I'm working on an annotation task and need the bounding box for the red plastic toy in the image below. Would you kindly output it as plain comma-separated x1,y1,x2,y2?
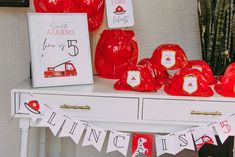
185,60,216,85
215,69,235,97
150,44,188,70
138,58,169,84
34,0,64,12
95,29,138,79
114,65,161,92
34,0,105,32
217,62,235,83
164,68,214,97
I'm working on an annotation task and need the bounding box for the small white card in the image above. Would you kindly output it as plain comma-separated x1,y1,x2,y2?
28,13,93,87
106,0,134,28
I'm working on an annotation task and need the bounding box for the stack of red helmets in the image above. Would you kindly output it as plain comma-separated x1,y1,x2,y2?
138,58,169,85
113,43,216,96
215,62,235,97
95,29,138,79
33,0,105,32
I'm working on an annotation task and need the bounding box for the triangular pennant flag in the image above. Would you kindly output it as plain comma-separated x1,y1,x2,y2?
39,108,66,136
82,124,107,152
132,133,153,157
155,134,176,156
107,130,130,156
191,125,217,150
213,117,235,144
229,115,235,136
174,129,195,152
167,134,178,155
59,118,86,144
20,93,46,123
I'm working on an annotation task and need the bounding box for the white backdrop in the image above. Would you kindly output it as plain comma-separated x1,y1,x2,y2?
0,0,201,157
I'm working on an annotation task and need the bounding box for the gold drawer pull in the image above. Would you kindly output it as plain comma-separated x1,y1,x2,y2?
60,105,91,110
191,111,222,116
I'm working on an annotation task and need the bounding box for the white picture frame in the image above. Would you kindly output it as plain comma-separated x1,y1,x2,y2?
28,13,93,87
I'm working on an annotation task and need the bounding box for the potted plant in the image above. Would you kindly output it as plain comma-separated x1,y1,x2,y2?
198,0,234,75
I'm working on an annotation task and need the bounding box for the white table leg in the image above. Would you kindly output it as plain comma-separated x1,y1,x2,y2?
75,145,80,157
19,119,30,157
39,128,47,157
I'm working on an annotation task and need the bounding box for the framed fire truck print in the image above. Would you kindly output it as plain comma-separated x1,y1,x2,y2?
28,13,93,87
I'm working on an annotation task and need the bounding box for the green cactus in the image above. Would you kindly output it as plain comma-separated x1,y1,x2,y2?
198,0,235,75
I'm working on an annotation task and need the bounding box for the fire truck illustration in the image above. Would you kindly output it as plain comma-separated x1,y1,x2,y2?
44,61,77,78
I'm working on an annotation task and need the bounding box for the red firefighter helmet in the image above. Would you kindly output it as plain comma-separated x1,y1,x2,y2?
164,68,214,97
114,65,162,92
63,0,105,32
138,58,170,84
150,44,189,70
95,29,138,79
185,60,216,85
215,67,235,97
34,0,64,12
24,100,41,114
34,0,105,32
218,62,235,83
224,62,235,76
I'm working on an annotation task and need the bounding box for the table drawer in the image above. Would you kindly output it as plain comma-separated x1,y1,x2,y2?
18,93,139,121
143,98,235,122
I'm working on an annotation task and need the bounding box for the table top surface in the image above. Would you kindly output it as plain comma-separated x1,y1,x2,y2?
12,76,235,102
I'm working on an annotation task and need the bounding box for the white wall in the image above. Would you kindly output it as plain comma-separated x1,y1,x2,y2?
0,0,201,157
0,3,39,157
133,0,201,60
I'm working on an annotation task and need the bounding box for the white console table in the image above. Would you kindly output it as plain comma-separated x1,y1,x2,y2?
11,77,235,157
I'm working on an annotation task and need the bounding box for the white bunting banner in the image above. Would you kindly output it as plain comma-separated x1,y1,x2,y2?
213,117,235,144
20,93,46,123
167,134,178,155
155,134,176,156
39,109,66,136
59,118,86,144
230,115,235,136
191,125,217,150
107,130,130,156
82,124,107,152
21,94,235,156
174,129,195,152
